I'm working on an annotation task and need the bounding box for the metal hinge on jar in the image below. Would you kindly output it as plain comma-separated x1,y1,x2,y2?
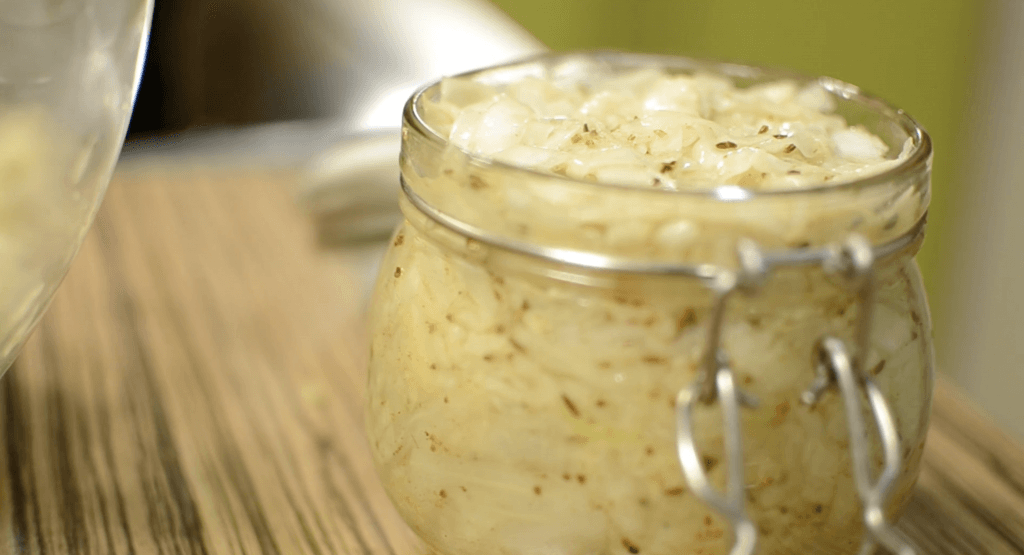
674,235,917,555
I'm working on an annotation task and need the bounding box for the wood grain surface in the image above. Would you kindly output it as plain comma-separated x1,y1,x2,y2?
0,160,1020,554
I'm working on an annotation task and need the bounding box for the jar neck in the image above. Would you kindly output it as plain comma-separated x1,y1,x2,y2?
403,175,925,286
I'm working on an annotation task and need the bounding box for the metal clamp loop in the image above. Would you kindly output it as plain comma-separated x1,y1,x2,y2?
804,338,915,555
676,359,758,555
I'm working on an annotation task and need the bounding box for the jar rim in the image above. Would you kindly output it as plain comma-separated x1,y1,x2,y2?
403,50,932,200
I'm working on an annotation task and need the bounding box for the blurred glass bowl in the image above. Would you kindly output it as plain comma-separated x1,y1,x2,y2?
0,0,153,374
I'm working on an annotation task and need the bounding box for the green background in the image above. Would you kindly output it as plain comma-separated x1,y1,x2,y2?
488,0,985,325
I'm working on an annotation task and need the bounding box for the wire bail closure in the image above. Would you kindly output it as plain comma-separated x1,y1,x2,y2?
803,236,916,555
676,235,916,555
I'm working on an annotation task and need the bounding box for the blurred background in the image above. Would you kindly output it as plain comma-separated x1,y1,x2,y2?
123,0,1023,437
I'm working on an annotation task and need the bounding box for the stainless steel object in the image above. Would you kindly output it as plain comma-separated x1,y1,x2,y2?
301,0,545,244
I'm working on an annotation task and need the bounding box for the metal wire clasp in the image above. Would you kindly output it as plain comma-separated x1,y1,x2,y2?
803,236,916,555
675,234,920,555
675,242,763,555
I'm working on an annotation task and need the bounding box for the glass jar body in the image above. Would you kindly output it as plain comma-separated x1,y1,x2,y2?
368,51,935,555
367,210,933,555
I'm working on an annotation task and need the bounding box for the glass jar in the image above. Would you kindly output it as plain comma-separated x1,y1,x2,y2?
367,52,932,555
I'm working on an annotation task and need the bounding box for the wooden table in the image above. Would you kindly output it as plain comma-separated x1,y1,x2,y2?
0,157,1021,554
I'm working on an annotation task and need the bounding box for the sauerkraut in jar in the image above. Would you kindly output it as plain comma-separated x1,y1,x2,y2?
367,52,932,555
